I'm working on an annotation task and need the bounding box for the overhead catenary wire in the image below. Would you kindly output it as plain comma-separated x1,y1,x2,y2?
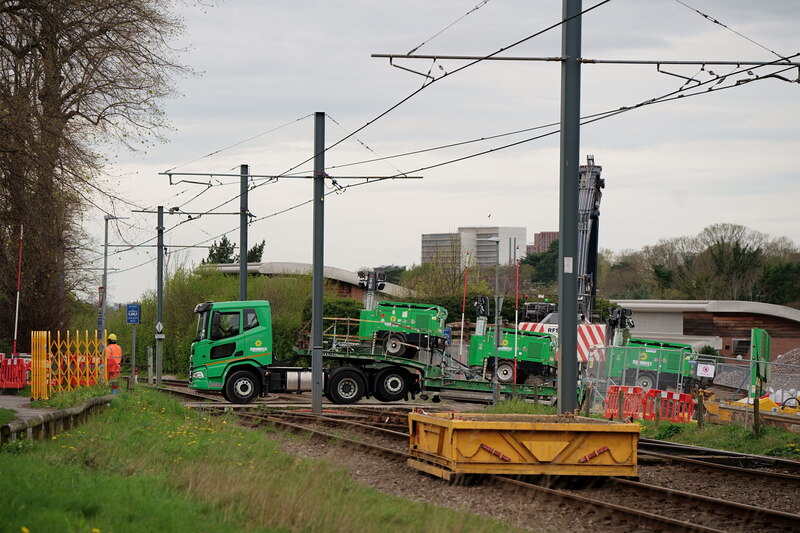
406,0,492,55
103,52,799,274
673,0,791,62
138,0,613,236
100,1,800,277
161,113,314,174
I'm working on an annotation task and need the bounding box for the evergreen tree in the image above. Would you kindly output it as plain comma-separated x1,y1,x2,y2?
203,236,236,264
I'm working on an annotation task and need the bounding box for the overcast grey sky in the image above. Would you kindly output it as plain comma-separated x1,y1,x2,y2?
93,0,800,304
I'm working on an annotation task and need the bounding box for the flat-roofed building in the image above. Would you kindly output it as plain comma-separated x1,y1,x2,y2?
421,227,526,268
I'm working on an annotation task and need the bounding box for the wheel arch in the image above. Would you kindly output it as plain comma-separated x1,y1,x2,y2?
224,362,266,390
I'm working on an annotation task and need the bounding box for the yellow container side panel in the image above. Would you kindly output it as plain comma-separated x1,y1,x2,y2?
409,412,639,478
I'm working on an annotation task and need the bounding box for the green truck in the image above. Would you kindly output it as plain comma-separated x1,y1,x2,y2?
189,300,556,404
357,301,448,357
605,337,716,392
467,328,557,384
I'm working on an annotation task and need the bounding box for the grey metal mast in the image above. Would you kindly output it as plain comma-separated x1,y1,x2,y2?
239,164,249,301
558,0,581,414
311,112,325,413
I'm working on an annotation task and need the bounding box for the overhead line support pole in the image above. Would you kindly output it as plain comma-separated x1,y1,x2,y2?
558,0,581,414
312,112,325,414
240,164,249,301
156,206,164,387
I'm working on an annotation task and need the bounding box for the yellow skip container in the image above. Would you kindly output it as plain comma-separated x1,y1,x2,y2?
408,412,639,480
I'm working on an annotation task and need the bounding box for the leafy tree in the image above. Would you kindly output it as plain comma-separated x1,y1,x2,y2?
758,261,800,307
244,239,266,262
376,265,406,285
521,239,559,284
698,223,766,300
202,236,236,264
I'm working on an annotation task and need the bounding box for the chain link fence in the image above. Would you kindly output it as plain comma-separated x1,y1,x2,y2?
582,346,800,415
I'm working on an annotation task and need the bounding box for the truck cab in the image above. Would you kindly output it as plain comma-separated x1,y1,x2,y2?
189,301,274,402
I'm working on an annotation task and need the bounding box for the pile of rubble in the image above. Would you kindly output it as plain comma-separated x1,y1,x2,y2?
774,347,800,372
713,365,748,389
769,348,800,401
711,348,800,403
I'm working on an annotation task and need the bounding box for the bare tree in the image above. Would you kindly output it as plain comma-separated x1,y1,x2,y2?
0,0,195,349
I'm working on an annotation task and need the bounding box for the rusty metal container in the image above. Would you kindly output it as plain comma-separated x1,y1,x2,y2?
408,412,639,480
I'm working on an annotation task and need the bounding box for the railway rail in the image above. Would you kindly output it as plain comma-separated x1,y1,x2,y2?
233,409,800,533
146,384,800,531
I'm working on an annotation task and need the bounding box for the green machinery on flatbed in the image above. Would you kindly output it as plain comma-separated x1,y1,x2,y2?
467,327,557,385
605,337,716,392
357,301,448,358
189,300,556,404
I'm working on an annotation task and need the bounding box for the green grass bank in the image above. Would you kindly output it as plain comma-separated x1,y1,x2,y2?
1,388,521,533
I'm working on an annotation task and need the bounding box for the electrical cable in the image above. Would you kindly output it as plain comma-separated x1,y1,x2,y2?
674,0,791,62
107,53,798,274
162,113,314,174
143,0,612,232
266,0,613,181
407,0,493,55
326,114,408,178
103,5,800,277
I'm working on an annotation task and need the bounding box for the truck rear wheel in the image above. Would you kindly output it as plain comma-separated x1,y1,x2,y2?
384,334,407,357
328,369,365,404
225,370,261,404
374,368,409,402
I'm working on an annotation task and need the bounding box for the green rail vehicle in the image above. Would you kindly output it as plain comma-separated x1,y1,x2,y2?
605,337,716,392
467,327,557,384
357,301,448,357
189,300,555,405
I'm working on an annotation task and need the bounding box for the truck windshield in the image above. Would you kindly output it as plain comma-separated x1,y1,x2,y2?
194,311,209,342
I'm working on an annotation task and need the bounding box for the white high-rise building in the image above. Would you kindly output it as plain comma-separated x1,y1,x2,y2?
420,226,526,268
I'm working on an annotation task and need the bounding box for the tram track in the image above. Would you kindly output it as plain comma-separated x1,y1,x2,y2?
152,384,800,530
247,409,800,532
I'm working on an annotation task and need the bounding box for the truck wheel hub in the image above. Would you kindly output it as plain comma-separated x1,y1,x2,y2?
384,376,403,393
235,380,253,396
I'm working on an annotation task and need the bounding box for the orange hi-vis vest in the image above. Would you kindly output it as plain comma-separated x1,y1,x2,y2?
105,343,122,377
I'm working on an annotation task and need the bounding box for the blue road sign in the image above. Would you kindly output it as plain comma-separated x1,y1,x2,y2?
127,303,141,325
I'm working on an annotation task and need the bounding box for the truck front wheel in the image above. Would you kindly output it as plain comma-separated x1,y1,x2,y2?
225,370,261,404
328,369,365,404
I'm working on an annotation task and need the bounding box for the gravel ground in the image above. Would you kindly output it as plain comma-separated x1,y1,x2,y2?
638,461,800,514
273,431,621,533
257,408,800,533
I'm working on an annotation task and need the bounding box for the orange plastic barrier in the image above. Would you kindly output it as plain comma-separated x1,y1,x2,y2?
603,386,645,419
642,389,695,423
0,355,28,389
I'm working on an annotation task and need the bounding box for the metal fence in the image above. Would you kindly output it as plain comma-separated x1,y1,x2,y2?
582,347,800,415
31,330,110,401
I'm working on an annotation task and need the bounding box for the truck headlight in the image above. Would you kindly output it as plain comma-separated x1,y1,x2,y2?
192,370,205,379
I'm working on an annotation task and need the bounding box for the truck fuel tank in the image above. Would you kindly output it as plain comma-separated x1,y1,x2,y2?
282,370,314,392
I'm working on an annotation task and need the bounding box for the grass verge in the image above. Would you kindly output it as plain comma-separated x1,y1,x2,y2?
480,400,800,459
1,388,522,533
482,398,557,415
638,420,800,459
29,385,112,409
0,407,15,425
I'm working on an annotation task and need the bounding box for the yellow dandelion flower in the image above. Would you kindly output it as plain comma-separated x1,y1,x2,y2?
92,528,101,533
21,527,30,533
